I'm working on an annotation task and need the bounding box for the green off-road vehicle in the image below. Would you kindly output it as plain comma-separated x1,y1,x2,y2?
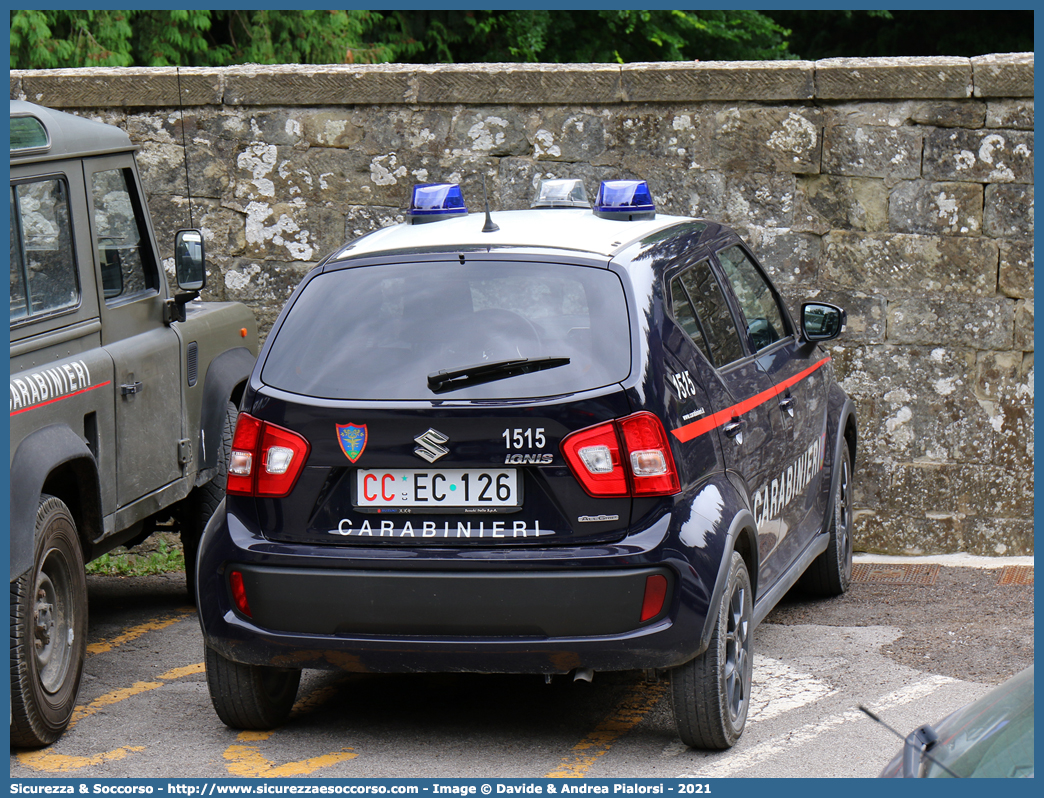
9,100,258,746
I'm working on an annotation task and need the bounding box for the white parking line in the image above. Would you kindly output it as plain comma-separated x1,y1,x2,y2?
676,673,955,778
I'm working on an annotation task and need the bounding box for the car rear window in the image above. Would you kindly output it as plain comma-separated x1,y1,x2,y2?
261,259,632,400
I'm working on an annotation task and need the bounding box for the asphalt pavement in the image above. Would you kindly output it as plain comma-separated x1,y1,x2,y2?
8,555,1034,779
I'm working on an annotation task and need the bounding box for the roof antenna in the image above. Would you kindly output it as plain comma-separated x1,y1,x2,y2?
176,66,194,228
481,174,499,233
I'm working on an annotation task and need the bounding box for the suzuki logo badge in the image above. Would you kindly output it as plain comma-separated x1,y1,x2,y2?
414,428,449,463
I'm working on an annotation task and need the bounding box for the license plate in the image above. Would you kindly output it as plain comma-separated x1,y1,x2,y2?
355,469,520,510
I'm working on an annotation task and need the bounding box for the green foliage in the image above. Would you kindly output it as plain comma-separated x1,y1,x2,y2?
86,539,185,577
362,10,793,64
9,9,376,69
10,9,1032,70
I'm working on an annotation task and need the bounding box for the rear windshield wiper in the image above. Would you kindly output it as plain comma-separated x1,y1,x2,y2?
427,356,570,394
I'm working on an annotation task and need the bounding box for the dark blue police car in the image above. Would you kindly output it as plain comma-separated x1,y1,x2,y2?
197,179,857,749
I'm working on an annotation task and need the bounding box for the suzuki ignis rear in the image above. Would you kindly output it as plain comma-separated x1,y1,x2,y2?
197,179,857,748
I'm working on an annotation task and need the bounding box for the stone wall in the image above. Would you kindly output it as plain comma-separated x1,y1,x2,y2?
11,56,1034,556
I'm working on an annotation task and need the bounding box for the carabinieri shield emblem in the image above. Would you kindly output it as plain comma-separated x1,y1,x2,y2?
336,424,368,462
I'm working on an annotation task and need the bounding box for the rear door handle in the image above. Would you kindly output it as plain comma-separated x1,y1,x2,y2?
779,396,796,417
723,419,743,444
121,381,143,396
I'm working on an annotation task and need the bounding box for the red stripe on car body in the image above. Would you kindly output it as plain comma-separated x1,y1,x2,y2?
671,357,831,443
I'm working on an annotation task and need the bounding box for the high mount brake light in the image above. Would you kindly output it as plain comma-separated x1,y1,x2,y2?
594,180,656,220
561,411,680,498
227,412,310,498
407,182,468,224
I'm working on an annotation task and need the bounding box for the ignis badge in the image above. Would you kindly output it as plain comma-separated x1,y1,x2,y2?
336,424,368,462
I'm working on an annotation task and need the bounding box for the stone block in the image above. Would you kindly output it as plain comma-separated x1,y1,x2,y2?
887,296,1014,350
909,101,986,129
795,175,889,233
999,241,1033,299
850,458,890,510
823,232,999,295
984,184,1033,240
414,63,621,105
723,172,797,228
987,99,1034,130
10,73,21,100
445,109,531,158
971,52,1034,98
608,107,712,163
343,205,406,243
736,228,821,288
888,181,983,236
821,125,922,179
963,518,1034,556
923,128,1034,183
225,64,412,106
816,57,972,100
299,111,366,150
710,107,824,174
889,462,959,516
355,108,455,157
527,110,607,162
222,257,314,304
1014,301,1033,351
622,61,814,102
831,344,993,465
955,465,1034,518
854,512,966,556
973,350,1024,401
231,197,347,263
18,67,222,107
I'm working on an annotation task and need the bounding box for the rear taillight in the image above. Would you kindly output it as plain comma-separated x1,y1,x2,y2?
561,411,680,498
226,412,311,498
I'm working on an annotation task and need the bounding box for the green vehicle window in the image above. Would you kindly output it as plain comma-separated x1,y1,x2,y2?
91,168,159,301
10,178,79,321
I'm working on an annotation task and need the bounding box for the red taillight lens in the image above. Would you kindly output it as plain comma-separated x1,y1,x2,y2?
226,412,311,498
229,570,252,617
640,573,668,622
560,421,628,497
619,411,681,496
561,412,680,498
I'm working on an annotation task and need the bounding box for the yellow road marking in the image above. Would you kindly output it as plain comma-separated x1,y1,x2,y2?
160,662,206,680
220,676,363,776
68,681,164,730
87,608,195,655
224,736,358,777
16,746,144,773
545,681,668,778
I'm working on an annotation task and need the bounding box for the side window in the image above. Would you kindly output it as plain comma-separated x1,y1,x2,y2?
670,259,746,367
91,168,158,301
10,178,79,322
669,275,712,364
716,245,788,352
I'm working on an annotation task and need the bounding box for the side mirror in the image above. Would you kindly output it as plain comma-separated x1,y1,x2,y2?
174,229,206,292
801,302,846,342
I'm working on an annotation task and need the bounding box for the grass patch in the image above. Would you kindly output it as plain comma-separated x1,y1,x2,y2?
86,536,185,577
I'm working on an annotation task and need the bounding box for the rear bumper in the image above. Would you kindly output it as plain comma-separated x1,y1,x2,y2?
237,565,673,637
197,503,724,675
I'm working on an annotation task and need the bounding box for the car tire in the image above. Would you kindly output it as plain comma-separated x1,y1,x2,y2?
670,551,753,749
10,495,88,747
182,400,237,603
204,646,301,730
800,437,853,597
